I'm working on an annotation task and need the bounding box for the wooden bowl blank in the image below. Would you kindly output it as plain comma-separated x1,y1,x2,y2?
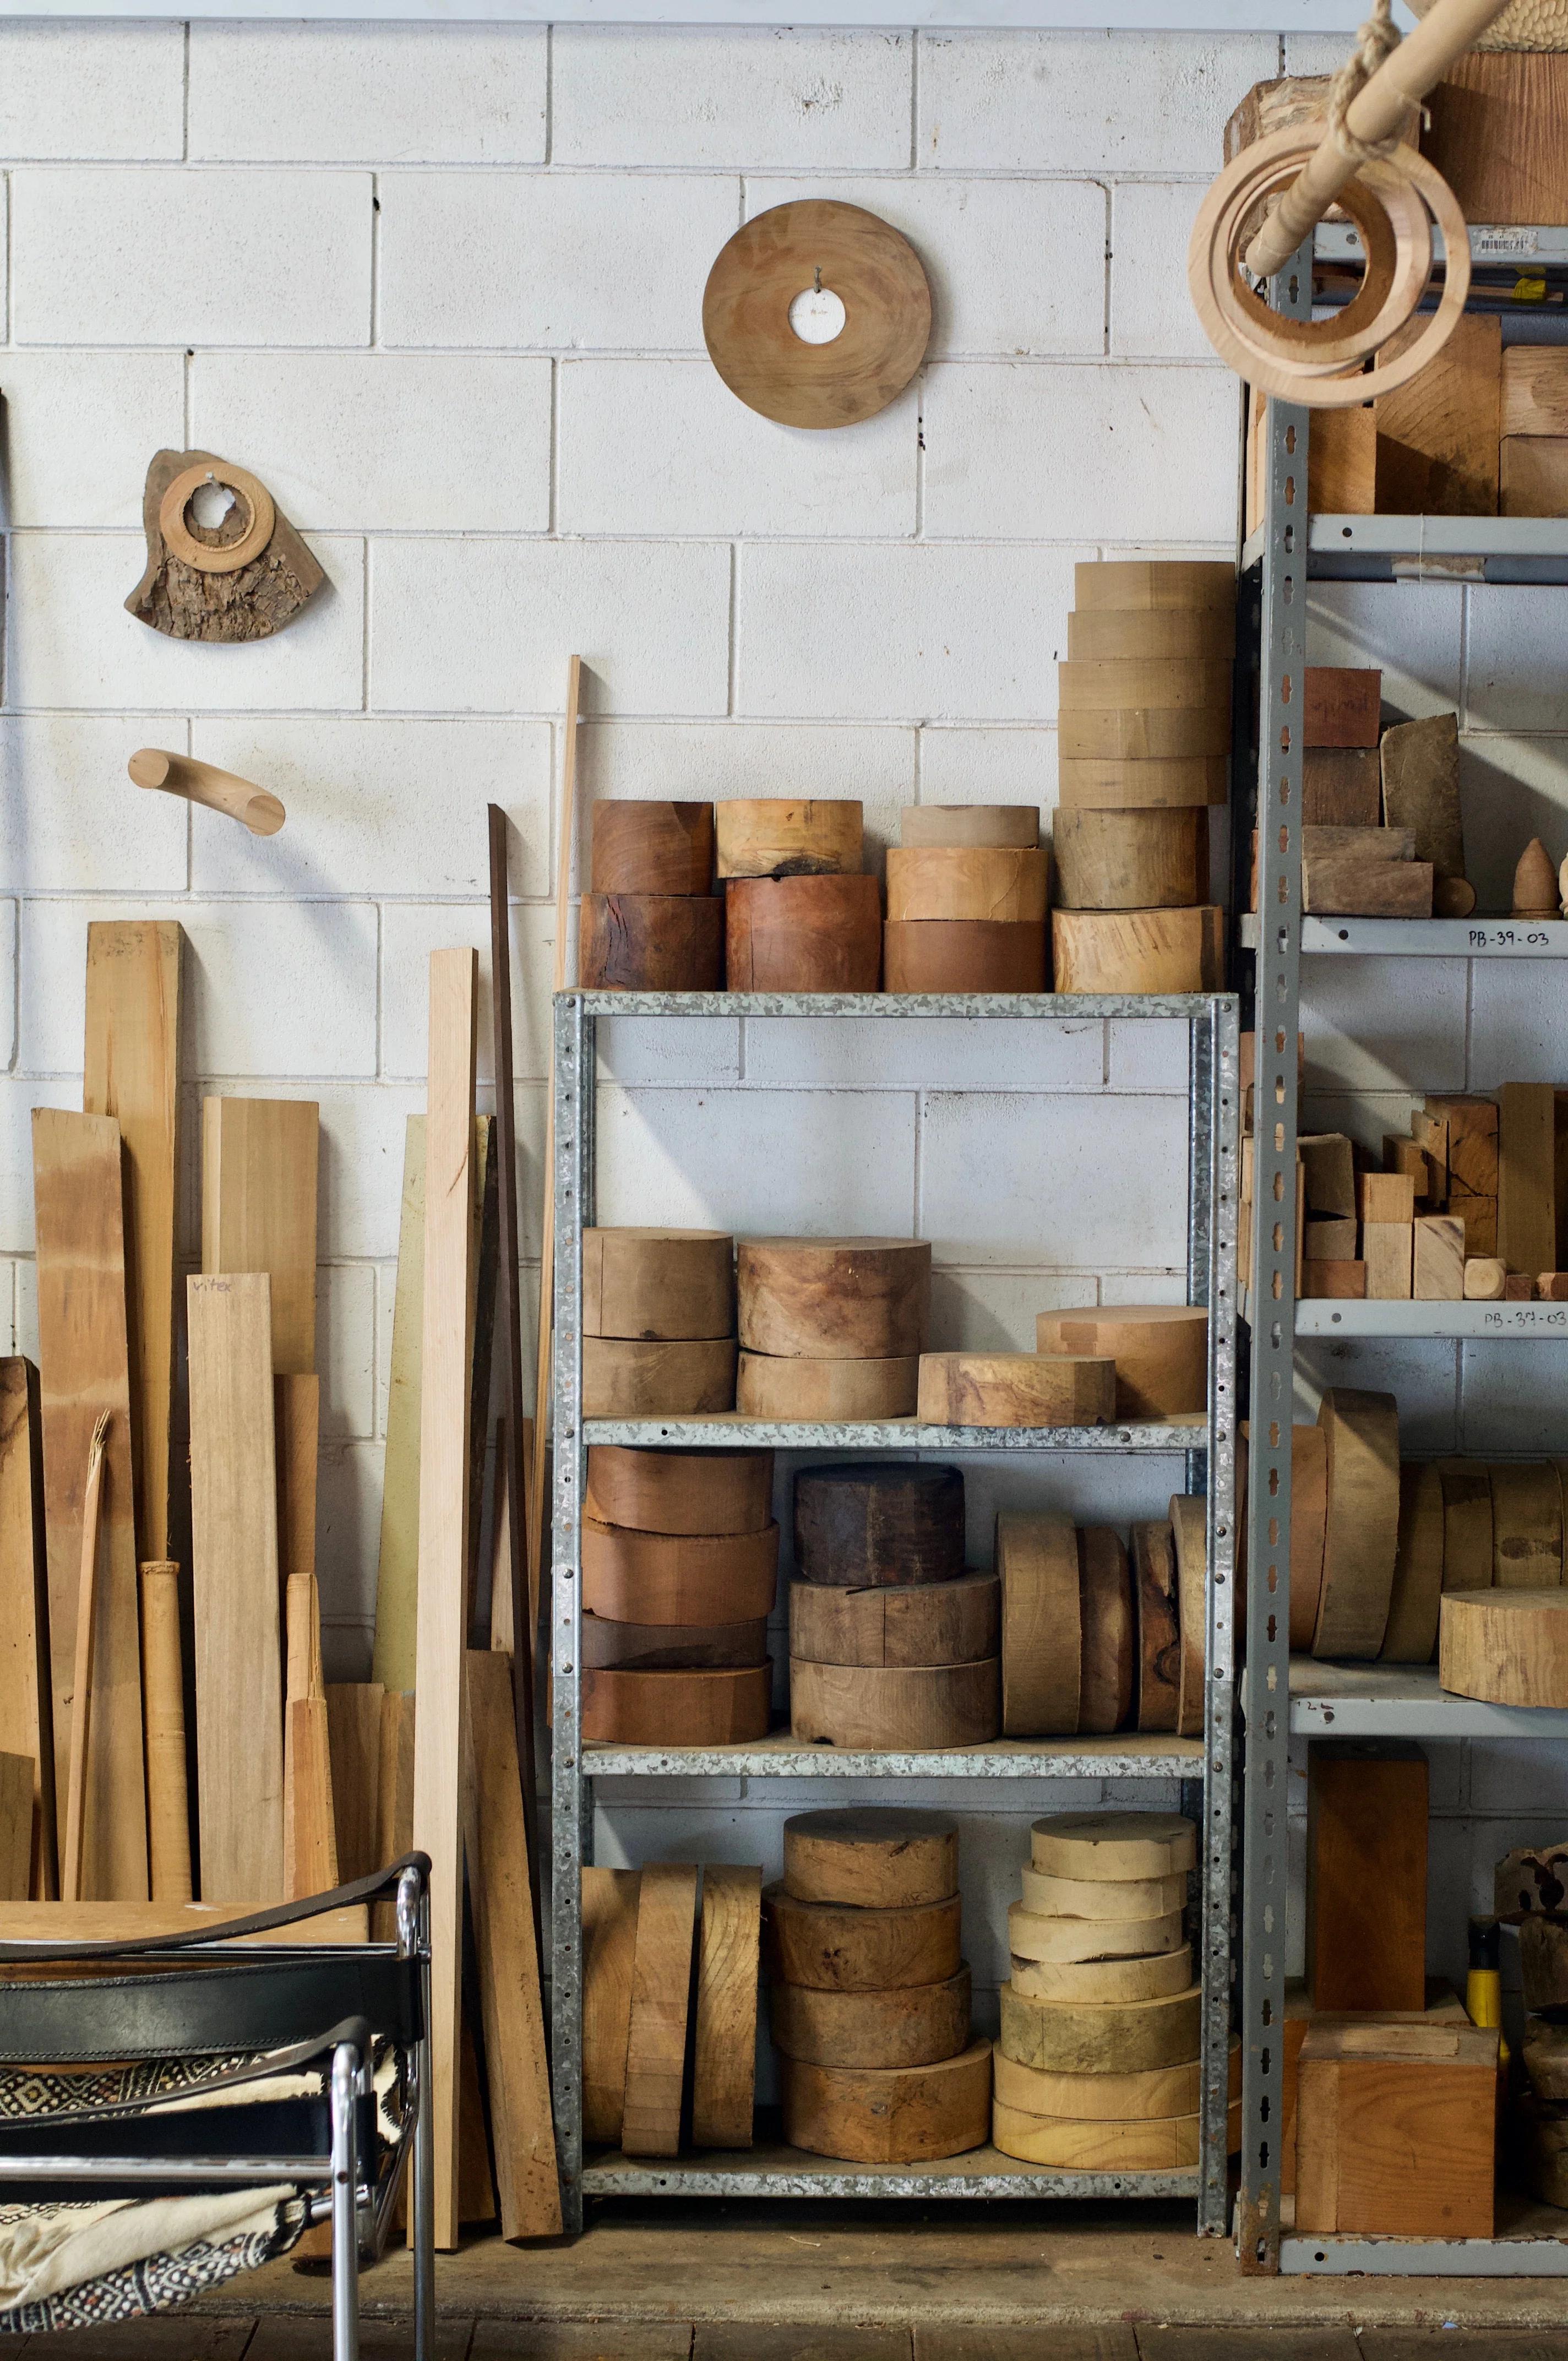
1006,1901,1184,1965
1381,1461,1445,1666
738,1237,930,1362
885,847,1048,925
1439,1589,1568,1707
581,1662,772,1745
581,1611,769,1671
788,1657,1000,1750
1057,754,1229,812
1029,1809,1196,1881
725,874,881,991
583,1227,733,1342
899,806,1039,849
793,1460,965,1588
990,2100,1221,2170
715,797,863,878
1035,1306,1208,1419
1010,1945,1194,2005
591,801,715,896
1067,607,1235,663
1132,1520,1180,1736
782,1807,960,1909
993,2036,1237,2123
770,1967,972,2070
883,920,1047,994
1074,559,1235,613
917,1352,1115,1429
1313,1386,1400,1660
998,1979,1201,2074
580,893,724,990
1078,1526,1135,1734
581,1336,736,1417
781,2039,992,2164
581,1517,779,1624
737,1351,917,1419
585,1443,774,1536
790,1573,999,1670
1050,907,1224,995
1020,1864,1186,1921
764,1882,963,1990
1052,809,1207,913
1058,658,1232,714
1058,707,1231,763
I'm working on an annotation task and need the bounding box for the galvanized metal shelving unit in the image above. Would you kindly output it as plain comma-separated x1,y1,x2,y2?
548,987,1240,2236
1235,228,1568,2278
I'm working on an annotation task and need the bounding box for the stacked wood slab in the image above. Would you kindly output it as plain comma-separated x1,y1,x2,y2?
998,1502,1207,1739
581,1226,738,1415
788,1464,1000,1747
581,802,723,989
582,1444,777,1743
1053,561,1231,995
884,806,1048,992
720,800,880,991
765,1808,990,2163
992,1811,1231,2167
737,1235,930,1418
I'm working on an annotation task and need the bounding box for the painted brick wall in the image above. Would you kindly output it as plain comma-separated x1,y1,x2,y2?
3,20,1566,2010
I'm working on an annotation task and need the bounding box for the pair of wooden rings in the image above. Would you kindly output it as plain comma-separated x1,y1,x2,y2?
1188,128,1472,407
159,461,275,573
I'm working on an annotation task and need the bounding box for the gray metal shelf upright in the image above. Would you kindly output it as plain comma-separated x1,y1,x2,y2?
1236,227,1568,2279
549,988,1239,2237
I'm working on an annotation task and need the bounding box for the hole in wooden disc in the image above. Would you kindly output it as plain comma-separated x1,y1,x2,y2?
191,480,237,531
788,285,846,345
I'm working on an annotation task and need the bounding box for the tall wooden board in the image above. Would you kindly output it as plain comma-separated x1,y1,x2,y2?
188,1272,284,1903
623,1860,699,2157
692,1863,763,2149
324,1683,384,1881
487,802,537,1792
461,1650,560,2237
32,1109,147,1901
411,949,478,2249
83,920,182,1563
202,1097,319,1377
466,1118,498,1638
0,1359,56,1896
1499,1082,1557,1280
373,1117,425,1691
1306,1739,1427,2013
275,1373,319,1576
374,1689,415,1942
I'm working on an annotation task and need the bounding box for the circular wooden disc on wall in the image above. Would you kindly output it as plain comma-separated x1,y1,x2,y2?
703,200,932,430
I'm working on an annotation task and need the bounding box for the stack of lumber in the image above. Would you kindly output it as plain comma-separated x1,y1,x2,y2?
1251,706,1471,920
788,1463,999,1748
998,1502,1206,1740
1382,1085,1568,1298
884,806,1048,992
993,1811,1231,2168
581,1226,738,1415
581,1444,777,1744
737,1236,930,1418
1053,560,1230,995
582,1858,764,2155
720,800,880,991
764,1808,990,2163
581,802,723,991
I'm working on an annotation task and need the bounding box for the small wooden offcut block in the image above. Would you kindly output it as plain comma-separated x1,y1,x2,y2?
1300,1134,1357,1217
1501,437,1568,519
1303,747,1382,828
1301,1260,1366,1300
1505,1273,1537,1301
1500,1081,1557,1280
1357,1172,1416,1226
1296,2017,1499,2238
1304,1216,1357,1262
1362,1223,1413,1301
1425,1095,1499,1197
1414,1215,1465,1302
1304,668,1381,749
1464,1256,1507,1301
1308,1740,1428,2014
1384,1137,1432,1202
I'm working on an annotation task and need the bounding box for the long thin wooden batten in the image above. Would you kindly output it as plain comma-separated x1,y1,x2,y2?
1244,0,1515,278
128,748,286,837
61,1413,111,1904
412,948,479,2251
0,1359,57,1898
140,1560,193,1902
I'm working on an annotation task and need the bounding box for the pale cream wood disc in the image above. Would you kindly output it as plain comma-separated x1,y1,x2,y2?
1007,1901,1184,1964
993,2032,1239,2121
1010,1945,1193,2005
1030,1810,1197,1881
899,806,1039,849
998,1979,1201,2074
992,2097,1240,2169
1020,1865,1188,1921
1440,1588,1568,1708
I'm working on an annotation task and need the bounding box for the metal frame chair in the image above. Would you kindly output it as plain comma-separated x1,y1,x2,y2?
0,1854,435,2361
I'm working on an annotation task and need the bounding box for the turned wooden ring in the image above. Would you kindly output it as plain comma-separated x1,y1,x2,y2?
158,462,276,575
1189,130,1471,408
1210,165,1429,372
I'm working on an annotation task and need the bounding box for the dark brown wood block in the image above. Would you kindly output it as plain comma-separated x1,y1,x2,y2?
725,874,881,992
591,801,715,896
1303,747,1381,828
580,893,724,990
1304,668,1381,749
1306,1739,1428,2014
581,1663,772,1745
883,919,1047,993
793,1461,965,1588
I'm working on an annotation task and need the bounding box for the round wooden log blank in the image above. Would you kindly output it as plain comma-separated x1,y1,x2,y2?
789,1657,1000,1751
990,2099,1233,2170
793,1462,964,1588
1067,607,1235,663
580,893,725,990
581,1517,779,1625
916,1353,1115,1430
763,1881,962,1991
884,847,1048,924
591,801,715,896
993,2035,1238,2123
582,1227,734,1342
1288,1424,1330,1651
1079,1527,1135,1735
581,1611,769,1671
770,1967,972,2070
738,1237,931,1362
1491,1461,1564,1590
1008,1902,1183,1965
737,1351,917,1421
1030,1811,1196,1883
1052,808,1207,913
883,920,1048,994
715,799,863,879
1058,658,1232,714
998,1511,1080,1737
1381,1460,1446,1665
1020,1865,1186,1921
1035,1306,1208,1421
781,2039,992,2164
1440,1590,1568,1708
899,806,1039,850
1010,1945,1193,2005
585,1444,774,1537
581,1662,772,1745
998,1981,1201,2075
1313,1386,1401,1660
1439,1460,1494,1592
1057,754,1229,812
782,1807,959,1909
1051,907,1223,995
1058,707,1231,763
790,1574,999,1669
1074,560,1235,614
581,1336,736,1417
1132,1520,1180,1736
1169,1496,1207,1739
725,874,881,992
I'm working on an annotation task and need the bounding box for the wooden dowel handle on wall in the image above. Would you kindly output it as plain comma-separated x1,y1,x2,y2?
128,748,286,838
140,1560,193,1903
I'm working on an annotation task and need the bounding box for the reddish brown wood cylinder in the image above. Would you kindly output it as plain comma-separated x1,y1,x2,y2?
591,802,715,895
884,921,1047,993
581,893,724,989
726,875,881,991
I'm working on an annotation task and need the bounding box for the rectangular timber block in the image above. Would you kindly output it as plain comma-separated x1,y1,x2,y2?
1296,2016,1498,2238
1307,1740,1427,2014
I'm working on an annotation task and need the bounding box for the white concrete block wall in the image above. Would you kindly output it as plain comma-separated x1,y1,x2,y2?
3,20,1562,1961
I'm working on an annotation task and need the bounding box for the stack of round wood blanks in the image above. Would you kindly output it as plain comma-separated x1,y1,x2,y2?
1058,562,1235,815
884,820,1048,993
917,1352,1115,1430
737,1237,930,1418
582,1231,738,1415
1311,1387,1400,1661
1033,1305,1207,1421
993,1810,1208,2167
582,801,723,989
580,1443,777,1744
767,1809,989,2161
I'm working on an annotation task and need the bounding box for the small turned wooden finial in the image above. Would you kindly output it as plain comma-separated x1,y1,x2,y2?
1512,837,1558,919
